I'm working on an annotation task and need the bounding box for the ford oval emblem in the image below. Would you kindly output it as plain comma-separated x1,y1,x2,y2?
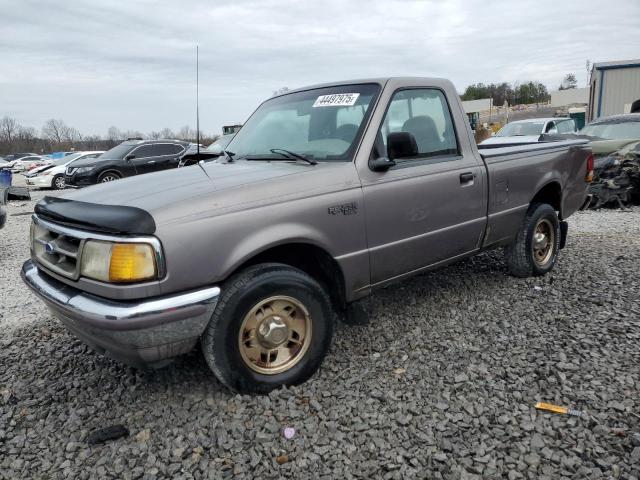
45,242,55,255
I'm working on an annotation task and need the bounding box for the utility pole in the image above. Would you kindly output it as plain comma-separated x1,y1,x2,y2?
196,45,200,158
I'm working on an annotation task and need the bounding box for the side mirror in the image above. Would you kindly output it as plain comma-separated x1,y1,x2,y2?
125,154,136,160
369,157,396,172
387,132,418,161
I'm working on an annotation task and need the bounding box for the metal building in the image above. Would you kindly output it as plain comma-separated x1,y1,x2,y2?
588,59,640,121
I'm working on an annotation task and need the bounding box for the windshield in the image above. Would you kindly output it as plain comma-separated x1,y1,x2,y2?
226,84,381,161
100,143,136,160
580,122,640,140
496,121,545,137
206,134,233,152
52,152,82,166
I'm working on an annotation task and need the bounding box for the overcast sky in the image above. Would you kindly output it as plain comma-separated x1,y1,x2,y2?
1,0,638,137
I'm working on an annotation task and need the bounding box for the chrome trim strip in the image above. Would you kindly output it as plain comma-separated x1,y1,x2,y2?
32,214,166,279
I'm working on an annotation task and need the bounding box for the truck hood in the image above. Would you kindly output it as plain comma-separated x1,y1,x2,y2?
57,160,359,229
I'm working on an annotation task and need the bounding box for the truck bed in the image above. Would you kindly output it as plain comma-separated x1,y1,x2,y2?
478,139,590,248
477,139,589,159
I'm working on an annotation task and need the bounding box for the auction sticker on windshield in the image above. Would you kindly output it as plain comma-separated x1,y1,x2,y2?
313,93,360,107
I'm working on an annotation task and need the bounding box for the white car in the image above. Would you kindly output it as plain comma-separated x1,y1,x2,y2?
10,155,51,172
480,118,577,146
26,151,104,189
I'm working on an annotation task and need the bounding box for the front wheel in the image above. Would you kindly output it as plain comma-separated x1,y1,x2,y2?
201,263,335,394
98,172,120,183
52,174,66,190
504,203,560,277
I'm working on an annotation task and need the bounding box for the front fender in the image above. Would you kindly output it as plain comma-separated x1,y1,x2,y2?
217,222,337,280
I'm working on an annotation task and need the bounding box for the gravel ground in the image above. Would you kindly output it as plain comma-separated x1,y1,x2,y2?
1,185,639,479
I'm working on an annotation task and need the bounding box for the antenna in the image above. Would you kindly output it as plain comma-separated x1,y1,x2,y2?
196,45,200,158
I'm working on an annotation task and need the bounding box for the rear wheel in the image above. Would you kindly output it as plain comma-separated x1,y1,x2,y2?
504,203,560,277
201,263,334,394
52,174,66,190
98,172,120,183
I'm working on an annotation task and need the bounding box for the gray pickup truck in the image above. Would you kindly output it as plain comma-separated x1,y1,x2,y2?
22,78,592,393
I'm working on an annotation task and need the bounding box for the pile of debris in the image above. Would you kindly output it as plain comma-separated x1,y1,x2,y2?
588,141,640,209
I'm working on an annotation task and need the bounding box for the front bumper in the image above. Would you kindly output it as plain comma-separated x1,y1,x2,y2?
21,260,220,367
26,176,53,188
65,171,96,187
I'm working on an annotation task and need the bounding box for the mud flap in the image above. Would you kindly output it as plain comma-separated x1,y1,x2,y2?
343,299,370,326
559,221,568,250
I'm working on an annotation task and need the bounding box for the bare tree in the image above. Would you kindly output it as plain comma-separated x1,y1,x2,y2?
42,119,69,144
15,126,39,152
107,126,121,142
0,116,19,144
122,129,143,139
178,125,192,140
273,86,290,96
158,128,173,139
65,127,82,143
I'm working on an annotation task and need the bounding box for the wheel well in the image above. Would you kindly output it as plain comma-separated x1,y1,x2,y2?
531,182,562,217
236,243,346,310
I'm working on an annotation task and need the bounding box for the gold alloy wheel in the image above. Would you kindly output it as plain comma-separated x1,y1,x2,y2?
238,295,312,375
532,218,555,266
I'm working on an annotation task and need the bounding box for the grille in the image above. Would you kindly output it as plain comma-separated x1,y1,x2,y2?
31,220,83,279
66,167,77,175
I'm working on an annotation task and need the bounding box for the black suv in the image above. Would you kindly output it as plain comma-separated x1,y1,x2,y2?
65,139,191,187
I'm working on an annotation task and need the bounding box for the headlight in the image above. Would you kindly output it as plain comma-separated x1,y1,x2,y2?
80,240,158,283
76,167,94,174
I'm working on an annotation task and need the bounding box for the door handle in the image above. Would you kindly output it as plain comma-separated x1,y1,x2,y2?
147,160,156,164
460,172,475,184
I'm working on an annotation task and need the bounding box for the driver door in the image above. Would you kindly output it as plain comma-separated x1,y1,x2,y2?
360,88,487,285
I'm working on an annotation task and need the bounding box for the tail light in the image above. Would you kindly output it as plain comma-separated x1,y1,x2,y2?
585,153,594,183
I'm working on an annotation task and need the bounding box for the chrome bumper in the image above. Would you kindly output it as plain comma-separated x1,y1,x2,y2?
21,260,220,367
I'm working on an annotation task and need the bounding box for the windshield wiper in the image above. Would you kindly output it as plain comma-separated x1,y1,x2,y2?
269,148,317,165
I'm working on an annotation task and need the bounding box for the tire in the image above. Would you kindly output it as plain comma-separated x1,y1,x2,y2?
504,203,560,278
201,263,335,394
98,171,120,183
52,174,66,190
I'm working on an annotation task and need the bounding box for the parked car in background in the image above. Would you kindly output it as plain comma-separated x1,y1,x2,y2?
179,134,235,167
576,114,640,208
3,152,38,162
579,114,640,154
65,139,191,187
26,151,105,190
10,155,51,172
480,118,576,146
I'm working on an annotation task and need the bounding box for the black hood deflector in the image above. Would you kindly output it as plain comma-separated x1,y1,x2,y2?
35,196,156,235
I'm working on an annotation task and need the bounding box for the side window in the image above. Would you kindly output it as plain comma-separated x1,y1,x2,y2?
132,145,156,158
169,144,185,155
376,89,458,162
151,144,176,156
557,120,575,133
